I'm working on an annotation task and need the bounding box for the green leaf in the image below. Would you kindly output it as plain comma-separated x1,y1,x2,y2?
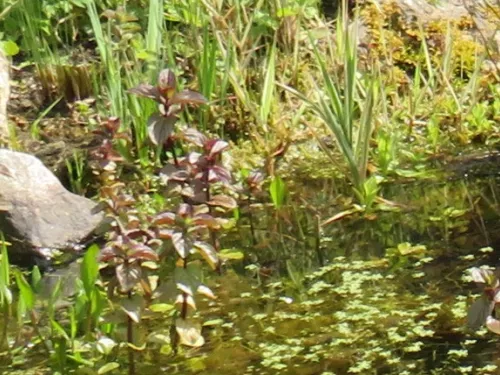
81,244,100,299
149,303,175,313
97,362,120,374
1,40,19,56
14,270,34,310
31,266,42,293
219,249,244,260
269,176,286,208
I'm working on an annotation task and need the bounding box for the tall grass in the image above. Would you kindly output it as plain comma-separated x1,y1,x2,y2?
85,0,166,164
281,0,378,193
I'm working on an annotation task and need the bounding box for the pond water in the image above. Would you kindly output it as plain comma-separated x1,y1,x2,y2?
3,153,500,375
155,156,500,375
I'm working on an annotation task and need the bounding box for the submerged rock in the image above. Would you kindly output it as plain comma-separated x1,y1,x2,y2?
0,49,9,138
0,149,104,266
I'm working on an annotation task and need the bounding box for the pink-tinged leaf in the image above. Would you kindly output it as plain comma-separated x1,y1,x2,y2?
208,165,232,184
129,245,159,262
120,295,144,323
470,268,493,284
186,152,202,165
175,318,205,347
207,139,229,157
125,229,154,240
99,246,122,262
169,169,190,182
157,228,174,239
182,128,207,147
169,90,208,106
128,83,160,101
192,214,220,230
116,263,142,293
193,241,219,270
177,203,193,218
207,194,237,210
197,284,216,299
172,232,191,259
153,212,176,225
467,297,493,330
487,316,500,335
247,170,265,189
158,69,177,94
147,114,177,145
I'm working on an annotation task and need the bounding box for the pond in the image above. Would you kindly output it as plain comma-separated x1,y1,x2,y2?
3,151,500,375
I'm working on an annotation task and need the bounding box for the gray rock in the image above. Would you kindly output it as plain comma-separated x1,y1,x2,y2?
0,49,9,138
376,0,500,53
0,149,104,264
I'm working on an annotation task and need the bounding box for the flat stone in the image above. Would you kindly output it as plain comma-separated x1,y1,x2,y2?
0,149,104,264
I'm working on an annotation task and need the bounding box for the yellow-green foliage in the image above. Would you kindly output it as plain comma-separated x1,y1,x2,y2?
359,1,483,76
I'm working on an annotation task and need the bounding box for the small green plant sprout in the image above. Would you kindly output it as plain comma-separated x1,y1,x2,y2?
128,68,208,146
467,267,500,334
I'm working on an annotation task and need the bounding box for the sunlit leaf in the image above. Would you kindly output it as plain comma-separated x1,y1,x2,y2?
172,232,191,259
470,267,496,286
219,249,245,260
98,362,120,374
182,128,207,147
1,40,19,56
207,139,229,157
175,318,205,347
147,114,177,145
129,245,159,262
208,165,231,184
96,337,117,355
128,83,160,101
120,295,144,323
116,263,142,293
191,214,220,230
197,285,216,299
175,293,197,310
81,244,100,298
149,303,175,313
207,194,237,210
486,316,500,335
193,241,218,270
158,69,177,94
153,212,176,225
169,90,208,106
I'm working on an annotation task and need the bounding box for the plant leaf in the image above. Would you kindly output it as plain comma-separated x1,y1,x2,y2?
81,244,100,299
269,176,287,208
128,83,160,101
207,194,237,210
120,295,144,323
175,318,205,347
98,362,120,374
172,232,191,259
153,212,177,225
116,263,142,293
193,241,218,270
169,90,208,106
147,114,177,145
